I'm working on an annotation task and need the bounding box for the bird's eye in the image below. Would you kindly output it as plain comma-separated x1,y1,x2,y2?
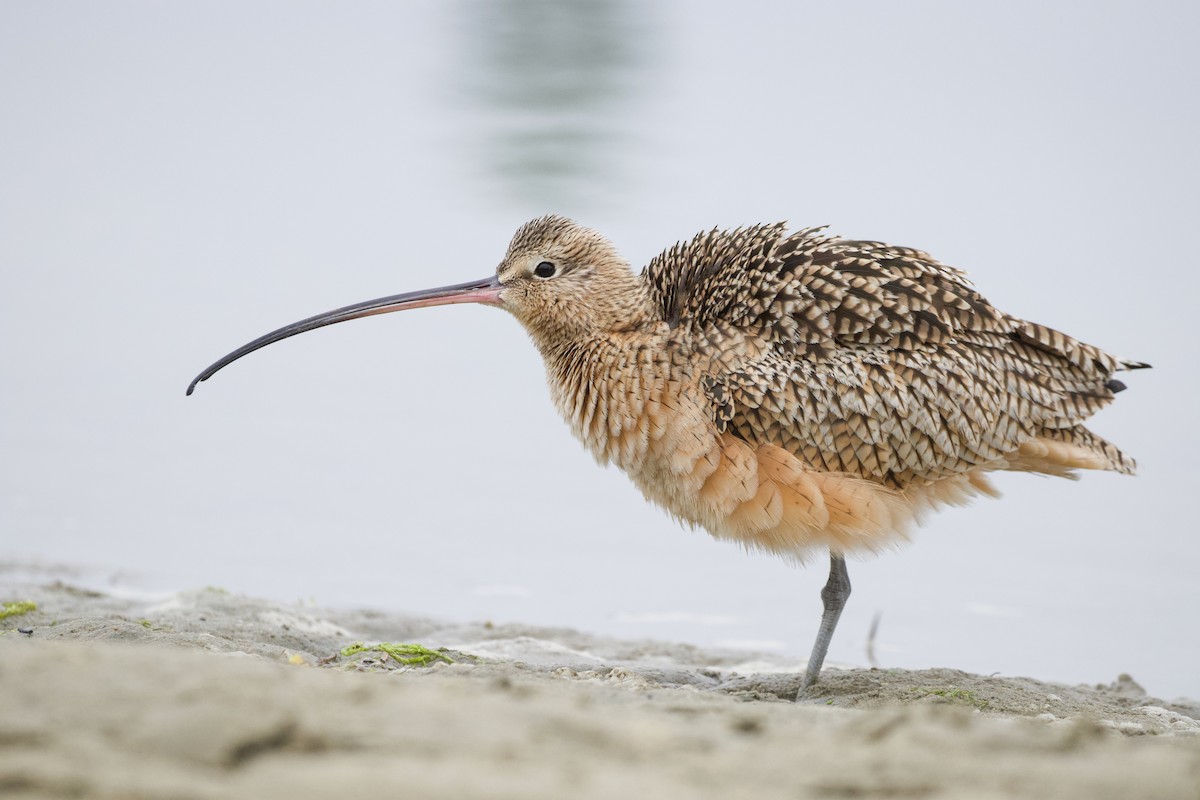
534,261,557,279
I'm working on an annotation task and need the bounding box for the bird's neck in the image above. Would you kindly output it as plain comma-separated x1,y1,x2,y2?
520,274,679,466
538,324,671,468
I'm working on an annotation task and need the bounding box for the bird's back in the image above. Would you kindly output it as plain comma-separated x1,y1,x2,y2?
643,224,1145,495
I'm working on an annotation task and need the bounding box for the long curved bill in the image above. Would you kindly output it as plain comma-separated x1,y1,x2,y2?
186,275,503,396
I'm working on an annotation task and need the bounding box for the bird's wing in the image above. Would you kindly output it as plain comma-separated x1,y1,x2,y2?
645,225,1138,486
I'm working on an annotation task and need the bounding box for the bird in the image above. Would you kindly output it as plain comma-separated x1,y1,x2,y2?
188,215,1147,691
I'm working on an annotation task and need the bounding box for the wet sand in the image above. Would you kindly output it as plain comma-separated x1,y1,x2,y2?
2,580,1198,799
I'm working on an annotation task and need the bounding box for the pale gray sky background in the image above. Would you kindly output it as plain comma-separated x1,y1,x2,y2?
2,1,1197,697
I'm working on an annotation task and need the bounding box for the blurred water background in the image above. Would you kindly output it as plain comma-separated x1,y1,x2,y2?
3,1,1197,698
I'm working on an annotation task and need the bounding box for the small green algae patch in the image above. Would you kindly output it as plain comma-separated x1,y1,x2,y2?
340,642,454,667
1,600,37,621
917,687,990,710
138,619,152,629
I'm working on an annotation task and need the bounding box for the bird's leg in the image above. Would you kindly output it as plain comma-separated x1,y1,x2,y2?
800,554,851,693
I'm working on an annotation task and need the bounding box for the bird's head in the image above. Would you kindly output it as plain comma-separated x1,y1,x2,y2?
493,215,646,346
186,215,647,395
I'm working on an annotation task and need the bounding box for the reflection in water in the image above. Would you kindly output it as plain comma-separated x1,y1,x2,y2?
456,0,650,211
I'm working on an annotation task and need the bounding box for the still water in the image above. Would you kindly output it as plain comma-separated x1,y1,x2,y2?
2,1,1197,698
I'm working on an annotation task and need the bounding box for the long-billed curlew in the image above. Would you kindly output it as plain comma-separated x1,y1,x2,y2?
188,216,1147,689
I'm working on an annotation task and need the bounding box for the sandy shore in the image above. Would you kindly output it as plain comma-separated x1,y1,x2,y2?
1,579,1198,799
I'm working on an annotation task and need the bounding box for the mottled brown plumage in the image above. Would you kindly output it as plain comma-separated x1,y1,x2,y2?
188,213,1147,690
499,216,1144,562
